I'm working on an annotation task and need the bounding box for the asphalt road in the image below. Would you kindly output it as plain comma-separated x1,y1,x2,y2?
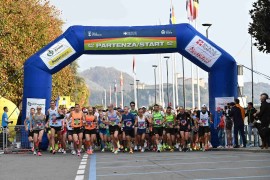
1,150,270,180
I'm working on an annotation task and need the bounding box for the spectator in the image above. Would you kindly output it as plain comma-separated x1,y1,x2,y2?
255,93,270,149
229,100,247,148
217,109,225,148
245,102,258,147
1,107,13,128
224,105,233,148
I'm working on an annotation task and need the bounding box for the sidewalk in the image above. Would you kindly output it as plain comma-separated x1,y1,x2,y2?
211,147,270,153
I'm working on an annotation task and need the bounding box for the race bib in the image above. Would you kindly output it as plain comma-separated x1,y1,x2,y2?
138,122,146,129
99,123,106,129
155,119,161,125
125,121,132,127
181,120,187,125
74,118,80,125
167,122,173,128
110,120,116,126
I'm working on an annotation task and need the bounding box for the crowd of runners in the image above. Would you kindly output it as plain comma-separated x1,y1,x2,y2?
24,100,214,156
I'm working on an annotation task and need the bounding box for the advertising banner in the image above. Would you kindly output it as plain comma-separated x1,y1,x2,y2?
84,28,177,51
40,38,76,70
185,36,222,68
215,97,234,111
26,98,46,117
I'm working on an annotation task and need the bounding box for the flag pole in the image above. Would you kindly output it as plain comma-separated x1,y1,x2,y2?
104,89,107,108
172,53,176,109
109,85,112,104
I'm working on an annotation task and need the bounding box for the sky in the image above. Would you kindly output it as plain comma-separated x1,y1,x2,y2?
49,0,269,85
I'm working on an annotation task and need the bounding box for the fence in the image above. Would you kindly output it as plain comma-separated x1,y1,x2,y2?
0,125,31,153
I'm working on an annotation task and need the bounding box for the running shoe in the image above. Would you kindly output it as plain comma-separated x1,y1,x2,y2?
134,146,138,151
71,150,76,155
114,148,118,154
144,141,147,148
77,150,81,156
38,152,42,156
63,150,66,154
31,147,35,152
124,148,128,152
117,141,120,149
89,149,93,155
179,147,182,152
129,149,133,154
141,147,145,152
33,151,37,155
87,149,91,155
52,149,56,154
101,148,105,152
58,148,63,153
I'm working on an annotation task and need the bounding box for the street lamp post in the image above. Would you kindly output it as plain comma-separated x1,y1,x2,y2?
202,23,212,38
130,83,134,100
152,65,158,105
136,80,140,108
164,56,170,107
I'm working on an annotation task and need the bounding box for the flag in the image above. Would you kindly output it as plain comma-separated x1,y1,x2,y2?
170,5,176,24
55,96,60,108
120,72,124,87
132,56,136,74
114,80,117,93
186,0,193,22
193,0,199,20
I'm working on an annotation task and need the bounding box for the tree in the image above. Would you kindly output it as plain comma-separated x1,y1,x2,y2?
249,0,270,53
0,0,89,107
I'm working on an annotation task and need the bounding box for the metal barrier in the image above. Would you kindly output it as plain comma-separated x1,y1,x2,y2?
0,125,31,153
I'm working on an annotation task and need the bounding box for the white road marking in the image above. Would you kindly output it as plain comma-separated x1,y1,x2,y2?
77,169,85,175
75,175,84,180
75,154,88,180
79,165,86,169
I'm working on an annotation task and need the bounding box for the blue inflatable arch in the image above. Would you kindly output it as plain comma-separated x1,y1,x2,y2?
22,23,237,121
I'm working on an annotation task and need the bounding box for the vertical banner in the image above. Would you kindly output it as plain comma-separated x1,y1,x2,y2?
26,98,46,116
215,97,234,111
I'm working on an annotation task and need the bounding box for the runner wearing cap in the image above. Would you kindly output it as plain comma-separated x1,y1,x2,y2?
197,104,212,151
48,106,65,155
30,106,46,156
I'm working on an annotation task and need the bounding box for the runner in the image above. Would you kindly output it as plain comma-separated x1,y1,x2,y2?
69,104,84,156
190,110,199,150
142,106,151,150
177,107,191,152
197,104,212,151
105,104,121,154
66,107,76,155
46,100,58,153
122,106,136,154
135,108,150,152
151,104,164,152
60,107,68,154
84,107,97,155
129,102,138,151
164,106,176,152
48,106,64,155
30,106,46,156
24,107,35,152
98,110,107,152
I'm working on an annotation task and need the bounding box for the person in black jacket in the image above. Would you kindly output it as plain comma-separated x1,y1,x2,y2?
254,93,270,149
245,102,258,147
229,102,246,148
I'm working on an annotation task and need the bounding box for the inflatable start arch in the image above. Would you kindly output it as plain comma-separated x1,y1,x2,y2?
22,23,237,122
